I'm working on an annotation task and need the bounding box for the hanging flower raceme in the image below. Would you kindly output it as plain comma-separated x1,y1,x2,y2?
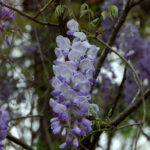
49,19,100,149
0,104,10,149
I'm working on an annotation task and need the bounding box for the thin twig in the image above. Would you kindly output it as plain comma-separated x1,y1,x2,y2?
42,117,54,150
131,0,144,7
142,130,150,141
34,28,50,80
110,88,150,126
111,66,127,117
96,36,146,124
0,1,59,27
117,122,142,130
134,127,141,150
7,134,34,150
10,115,43,121
33,0,55,18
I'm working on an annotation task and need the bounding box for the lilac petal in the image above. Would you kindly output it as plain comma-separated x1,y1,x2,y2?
51,121,60,129
65,61,77,72
68,50,82,61
66,136,73,144
80,58,95,72
56,35,70,51
73,138,79,147
72,41,87,54
50,117,58,123
59,112,68,120
81,108,88,115
80,100,90,110
53,65,72,81
74,126,81,135
51,90,60,97
54,48,64,58
73,32,87,41
63,89,77,101
73,99,81,107
67,19,79,32
61,128,67,136
50,77,62,89
59,142,67,149
49,98,57,108
53,103,67,113
82,118,92,127
72,73,85,85
6,36,10,46
65,100,71,107
53,125,61,134
87,45,99,59
67,30,74,35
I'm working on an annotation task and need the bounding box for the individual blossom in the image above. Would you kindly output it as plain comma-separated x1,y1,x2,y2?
0,104,10,149
50,19,100,149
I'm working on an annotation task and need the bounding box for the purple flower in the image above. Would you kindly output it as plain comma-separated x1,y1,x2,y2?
61,128,66,136
0,104,9,149
67,19,79,32
73,138,79,147
56,35,71,51
0,2,14,31
59,142,67,149
49,19,100,149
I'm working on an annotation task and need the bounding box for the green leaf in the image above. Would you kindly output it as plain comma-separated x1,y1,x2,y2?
108,5,118,17
80,3,89,18
90,134,94,143
87,33,96,38
92,18,100,24
89,10,94,18
68,9,75,18
80,10,89,18
80,3,89,12
89,22,96,28
101,11,108,20
55,5,65,17
107,11,113,20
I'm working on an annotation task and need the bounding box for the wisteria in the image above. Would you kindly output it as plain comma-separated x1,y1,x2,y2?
0,0,14,46
0,104,9,150
0,0,14,31
0,0,150,149
101,0,150,103
49,19,100,149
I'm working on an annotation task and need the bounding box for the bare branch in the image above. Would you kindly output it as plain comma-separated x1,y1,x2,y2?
10,115,43,121
7,134,34,150
117,122,142,130
0,1,59,27
96,37,146,124
142,130,150,141
111,66,127,117
131,0,144,7
33,0,55,19
110,88,150,126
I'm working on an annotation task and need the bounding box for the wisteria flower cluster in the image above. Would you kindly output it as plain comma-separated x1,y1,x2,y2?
0,0,14,31
49,19,100,149
0,104,9,150
101,0,150,103
0,0,14,46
